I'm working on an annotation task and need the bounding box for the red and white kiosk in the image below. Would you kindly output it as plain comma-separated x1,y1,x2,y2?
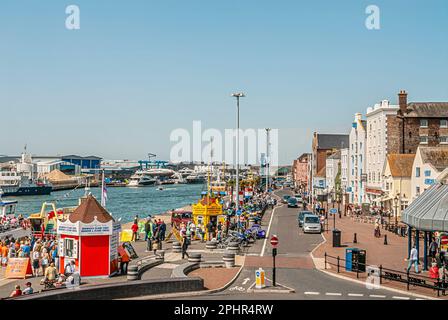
56,195,121,277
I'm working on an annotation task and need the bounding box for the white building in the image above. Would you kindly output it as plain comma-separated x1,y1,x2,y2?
341,148,349,203
348,113,367,204
411,146,448,200
366,100,399,204
325,150,341,199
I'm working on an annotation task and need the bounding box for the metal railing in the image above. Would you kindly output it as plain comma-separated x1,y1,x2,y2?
324,252,447,297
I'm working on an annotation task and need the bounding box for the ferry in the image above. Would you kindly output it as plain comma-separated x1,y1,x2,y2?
0,173,52,196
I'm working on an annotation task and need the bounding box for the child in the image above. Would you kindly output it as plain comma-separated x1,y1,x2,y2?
152,239,158,255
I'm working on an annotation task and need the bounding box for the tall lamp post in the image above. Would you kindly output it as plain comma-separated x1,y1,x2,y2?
265,128,271,193
231,93,245,210
394,195,399,231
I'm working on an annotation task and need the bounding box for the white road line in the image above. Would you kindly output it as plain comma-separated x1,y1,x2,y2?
325,292,342,296
348,293,364,297
369,294,386,298
393,296,410,300
260,204,282,257
304,291,320,295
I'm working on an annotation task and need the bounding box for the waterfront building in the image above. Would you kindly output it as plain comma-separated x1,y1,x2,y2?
348,113,367,205
411,146,448,201
311,133,349,201
292,153,310,192
382,154,414,217
325,150,341,202
386,90,448,155
365,100,399,205
340,148,350,206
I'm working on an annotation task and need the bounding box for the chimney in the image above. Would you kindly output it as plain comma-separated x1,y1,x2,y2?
398,90,408,115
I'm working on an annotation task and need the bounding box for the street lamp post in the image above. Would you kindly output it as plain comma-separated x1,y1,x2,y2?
394,195,399,232
231,93,245,210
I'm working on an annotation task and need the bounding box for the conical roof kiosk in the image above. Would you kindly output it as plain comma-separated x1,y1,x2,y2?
56,195,121,277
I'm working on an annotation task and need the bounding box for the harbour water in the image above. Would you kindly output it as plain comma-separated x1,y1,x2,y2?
3,184,205,224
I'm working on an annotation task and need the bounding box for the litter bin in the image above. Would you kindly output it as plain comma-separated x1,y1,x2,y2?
332,229,341,247
345,248,366,272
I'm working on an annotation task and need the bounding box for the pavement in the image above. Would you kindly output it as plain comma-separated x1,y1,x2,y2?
175,189,437,300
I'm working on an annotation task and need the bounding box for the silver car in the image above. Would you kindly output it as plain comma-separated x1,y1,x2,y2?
302,214,321,234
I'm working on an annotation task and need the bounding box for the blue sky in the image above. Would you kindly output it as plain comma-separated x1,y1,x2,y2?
1,0,447,164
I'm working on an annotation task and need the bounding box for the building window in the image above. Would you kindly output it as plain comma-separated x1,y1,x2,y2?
420,119,428,128
419,136,428,144
441,119,448,128
409,132,412,138
440,136,448,144
424,170,431,177
416,186,420,196
416,167,421,178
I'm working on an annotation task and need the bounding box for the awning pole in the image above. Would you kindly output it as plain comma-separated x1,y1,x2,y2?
423,231,428,271
415,230,420,265
407,225,412,260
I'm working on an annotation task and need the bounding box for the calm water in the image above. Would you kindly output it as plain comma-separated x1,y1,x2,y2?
4,184,205,223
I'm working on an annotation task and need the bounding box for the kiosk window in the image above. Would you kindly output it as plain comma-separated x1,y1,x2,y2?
64,239,78,259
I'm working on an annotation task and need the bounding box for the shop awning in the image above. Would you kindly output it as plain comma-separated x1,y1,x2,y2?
401,183,448,232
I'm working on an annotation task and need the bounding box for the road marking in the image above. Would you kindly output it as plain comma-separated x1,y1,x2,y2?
369,294,386,298
348,293,364,297
325,292,342,296
393,296,410,300
242,278,250,285
304,291,320,295
260,204,282,257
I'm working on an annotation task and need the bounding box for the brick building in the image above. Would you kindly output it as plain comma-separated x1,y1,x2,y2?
387,90,448,155
292,153,310,192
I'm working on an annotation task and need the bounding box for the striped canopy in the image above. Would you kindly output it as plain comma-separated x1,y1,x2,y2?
402,183,448,232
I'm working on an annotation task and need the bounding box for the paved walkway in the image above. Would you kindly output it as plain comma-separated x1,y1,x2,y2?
312,213,447,299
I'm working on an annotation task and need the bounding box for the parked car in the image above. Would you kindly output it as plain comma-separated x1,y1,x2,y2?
287,197,298,208
297,210,314,227
294,194,303,203
282,195,291,203
302,214,322,234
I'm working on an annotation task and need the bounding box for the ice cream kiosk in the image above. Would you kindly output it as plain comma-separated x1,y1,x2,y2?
56,195,121,277
192,197,225,240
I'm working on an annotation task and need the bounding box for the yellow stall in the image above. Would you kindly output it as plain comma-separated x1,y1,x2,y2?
192,197,226,240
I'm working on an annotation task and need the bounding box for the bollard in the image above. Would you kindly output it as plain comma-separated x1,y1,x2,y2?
156,249,165,260
384,234,388,245
172,241,182,253
227,242,240,255
222,252,235,268
205,240,218,251
353,233,357,243
127,265,139,281
188,253,202,264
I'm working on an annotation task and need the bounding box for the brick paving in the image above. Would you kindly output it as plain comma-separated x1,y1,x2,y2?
188,267,239,290
312,213,448,299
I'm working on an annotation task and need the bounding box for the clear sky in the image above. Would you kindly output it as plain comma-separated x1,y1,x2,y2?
1,0,447,164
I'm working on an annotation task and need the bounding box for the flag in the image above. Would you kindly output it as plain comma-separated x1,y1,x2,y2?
101,179,108,207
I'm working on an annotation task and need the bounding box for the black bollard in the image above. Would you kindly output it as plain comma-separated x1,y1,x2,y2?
384,234,388,245
353,233,358,243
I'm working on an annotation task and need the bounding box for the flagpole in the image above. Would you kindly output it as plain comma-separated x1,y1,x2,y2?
101,169,105,207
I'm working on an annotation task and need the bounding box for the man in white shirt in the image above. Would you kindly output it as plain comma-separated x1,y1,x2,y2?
407,245,419,273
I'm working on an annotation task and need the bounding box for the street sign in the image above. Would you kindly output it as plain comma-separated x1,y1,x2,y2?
270,235,279,247
329,208,338,215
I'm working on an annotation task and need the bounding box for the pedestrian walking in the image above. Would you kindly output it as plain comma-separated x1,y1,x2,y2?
181,234,190,259
32,249,40,277
407,245,420,273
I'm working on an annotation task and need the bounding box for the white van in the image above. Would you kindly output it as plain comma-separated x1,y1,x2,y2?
302,214,321,234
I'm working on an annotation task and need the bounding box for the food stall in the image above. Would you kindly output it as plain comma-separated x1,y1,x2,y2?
57,195,121,278
192,197,225,240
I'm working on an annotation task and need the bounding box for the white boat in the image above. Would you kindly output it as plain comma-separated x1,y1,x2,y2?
127,171,158,187
185,172,207,184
